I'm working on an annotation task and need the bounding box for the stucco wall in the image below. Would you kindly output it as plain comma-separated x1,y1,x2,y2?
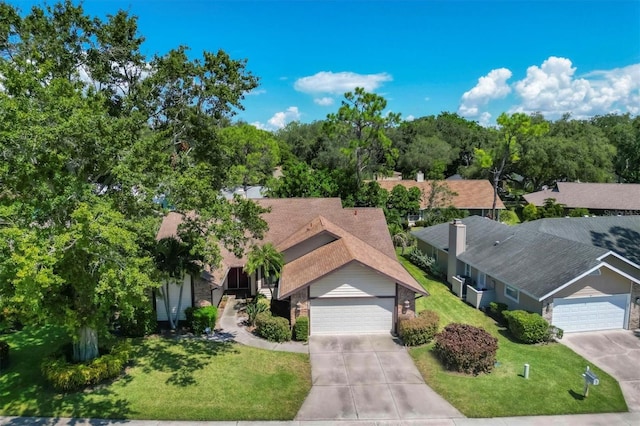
493,280,543,313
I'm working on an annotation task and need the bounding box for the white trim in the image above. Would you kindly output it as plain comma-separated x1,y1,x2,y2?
504,284,519,302
538,261,640,301
598,250,640,270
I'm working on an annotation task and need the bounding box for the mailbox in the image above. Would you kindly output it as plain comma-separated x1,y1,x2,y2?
583,370,599,385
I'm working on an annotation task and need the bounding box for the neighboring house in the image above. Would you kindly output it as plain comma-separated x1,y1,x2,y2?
519,215,640,266
523,182,640,215
412,216,640,333
376,172,505,220
155,198,427,335
220,185,266,200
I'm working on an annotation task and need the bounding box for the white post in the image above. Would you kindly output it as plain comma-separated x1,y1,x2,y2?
524,363,530,379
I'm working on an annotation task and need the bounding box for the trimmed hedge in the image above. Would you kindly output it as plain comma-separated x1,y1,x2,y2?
41,340,132,391
256,312,291,342
434,323,498,375
0,340,9,370
399,310,439,346
190,306,218,334
503,310,549,344
488,302,509,324
293,316,309,342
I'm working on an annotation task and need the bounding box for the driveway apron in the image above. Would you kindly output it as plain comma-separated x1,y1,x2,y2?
562,330,640,412
295,334,463,421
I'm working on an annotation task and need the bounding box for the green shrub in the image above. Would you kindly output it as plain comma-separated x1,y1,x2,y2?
293,316,309,341
522,203,539,221
246,297,271,326
434,323,498,375
399,310,439,346
191,306,218,334
0,340,9,370
503,310,549,344
500,209,520,225
116,305,157,337
407,247,440,276
256,312,291,342
548,325,564,341
569,208,590,217
41,340,132,391
488,302,509,323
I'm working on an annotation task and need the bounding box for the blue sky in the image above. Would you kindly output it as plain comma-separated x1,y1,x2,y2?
11,0,640,129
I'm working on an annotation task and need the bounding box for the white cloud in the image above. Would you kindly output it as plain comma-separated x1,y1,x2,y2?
405,115,415,122
250,121,269,131
294,71,392,94
511,57,640,117
478,112,492,127
246,89,266,96
458,68,512,117
267,106,301,130
314,96,334,106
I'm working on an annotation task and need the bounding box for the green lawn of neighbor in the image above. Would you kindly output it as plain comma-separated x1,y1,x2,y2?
400,255,628,418
0,326,311,421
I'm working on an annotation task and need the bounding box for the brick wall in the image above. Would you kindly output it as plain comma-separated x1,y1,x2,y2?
396,285,416,325
630,283,640,330
289,287,309,326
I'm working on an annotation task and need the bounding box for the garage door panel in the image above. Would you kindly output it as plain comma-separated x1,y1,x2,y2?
553,294,629,333
311,297,394,335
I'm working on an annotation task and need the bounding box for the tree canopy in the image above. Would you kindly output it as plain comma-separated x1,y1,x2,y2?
0,1,265,361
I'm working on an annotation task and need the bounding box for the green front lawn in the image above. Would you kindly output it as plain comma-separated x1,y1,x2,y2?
0,326,311,420
400,256,628,417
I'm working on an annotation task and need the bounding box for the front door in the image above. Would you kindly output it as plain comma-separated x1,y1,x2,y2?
227,267,249,290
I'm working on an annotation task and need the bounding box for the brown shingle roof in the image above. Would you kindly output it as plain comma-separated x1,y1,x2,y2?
376,179,505,210
278,221,427,298
523,182,640,211
155,198,423,296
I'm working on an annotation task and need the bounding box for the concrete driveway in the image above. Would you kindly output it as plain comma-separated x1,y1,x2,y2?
562,330,640,412
295,334,463,421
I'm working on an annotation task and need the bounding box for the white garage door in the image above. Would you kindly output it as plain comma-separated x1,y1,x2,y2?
310,298,394,335
552,294,629,332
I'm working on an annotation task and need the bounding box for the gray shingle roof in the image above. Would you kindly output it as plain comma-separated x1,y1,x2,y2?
519,216,640,265
412,216,609,300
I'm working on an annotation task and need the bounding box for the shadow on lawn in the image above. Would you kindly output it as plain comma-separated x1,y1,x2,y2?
0,326,133,420
133,336,236,387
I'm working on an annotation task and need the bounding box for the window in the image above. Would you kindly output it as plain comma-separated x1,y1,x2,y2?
464,263,471,277
431,246,439,261
505,285,519,302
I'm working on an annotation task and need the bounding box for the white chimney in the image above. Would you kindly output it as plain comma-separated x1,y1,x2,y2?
447,219,466,285
416,171,424,182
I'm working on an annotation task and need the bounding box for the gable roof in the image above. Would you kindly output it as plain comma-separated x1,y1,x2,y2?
523,182,640,211
376,179,505,210
519,215,640,265
156,198,424,297
279,217,426,298
412,216,618,301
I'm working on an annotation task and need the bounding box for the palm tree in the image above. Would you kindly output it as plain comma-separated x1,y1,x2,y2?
244,243,284,298
155,236,202,330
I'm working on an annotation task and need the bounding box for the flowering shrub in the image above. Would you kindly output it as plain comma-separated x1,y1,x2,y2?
434,323,498,375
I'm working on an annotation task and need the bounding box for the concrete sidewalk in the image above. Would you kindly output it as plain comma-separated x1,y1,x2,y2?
2,413,639,425
216,296,308,354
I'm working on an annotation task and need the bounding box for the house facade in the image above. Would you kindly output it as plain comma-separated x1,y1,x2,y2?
155,198,427,335
412,216,640,333
376,173,506,220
